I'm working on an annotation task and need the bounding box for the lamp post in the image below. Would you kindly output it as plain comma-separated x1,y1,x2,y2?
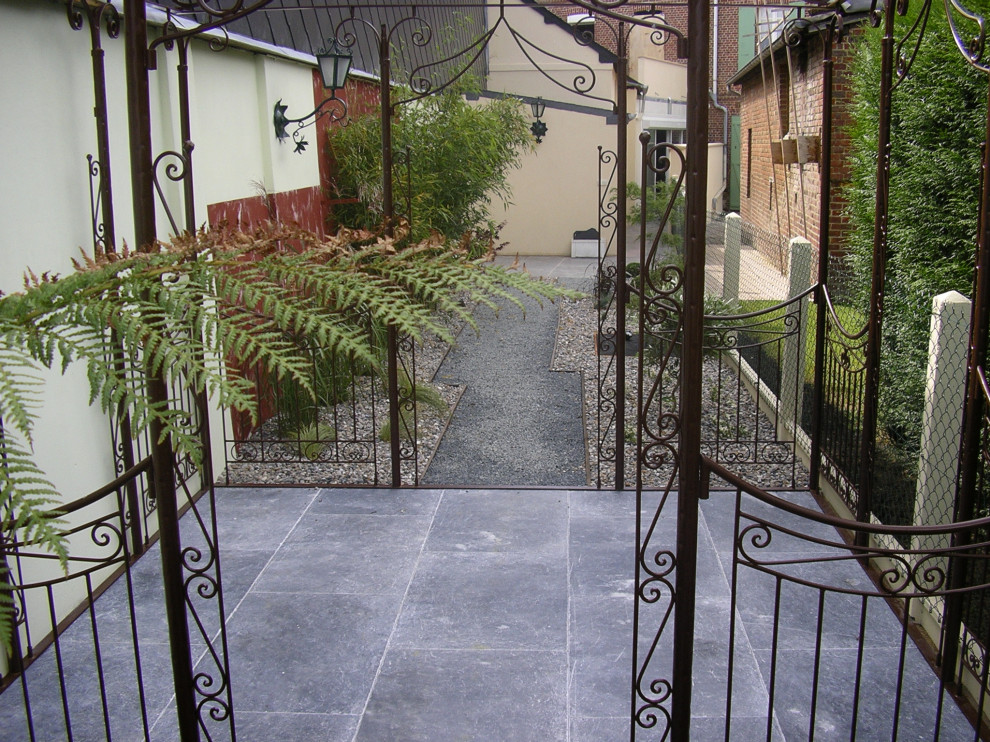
530,97,548,143
273,37,352,153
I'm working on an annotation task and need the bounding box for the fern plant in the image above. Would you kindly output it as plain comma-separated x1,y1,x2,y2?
0,220,579,653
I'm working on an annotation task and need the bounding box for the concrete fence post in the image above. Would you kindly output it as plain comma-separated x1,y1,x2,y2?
723,212,741,304
913,291,971,546
910,291,970,637
779,237,813,439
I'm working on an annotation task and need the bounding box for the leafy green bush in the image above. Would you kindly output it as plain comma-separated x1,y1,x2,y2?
845,6,987,450
329,81,532,244
624,180,685,255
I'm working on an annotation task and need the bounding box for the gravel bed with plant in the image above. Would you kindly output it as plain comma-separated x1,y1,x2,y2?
225,290,806,489
551,293,808,491
222,317,463,486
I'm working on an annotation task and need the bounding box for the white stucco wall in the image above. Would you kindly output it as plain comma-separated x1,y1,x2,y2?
0,0,324,509
0,1,121,500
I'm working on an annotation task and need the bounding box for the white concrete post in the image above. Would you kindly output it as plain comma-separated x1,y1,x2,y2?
910,291,970,636
779,237,812,439
723,212,741,304
913,291,971,546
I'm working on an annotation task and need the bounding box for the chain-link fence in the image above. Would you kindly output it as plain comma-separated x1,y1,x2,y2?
704,211,793,304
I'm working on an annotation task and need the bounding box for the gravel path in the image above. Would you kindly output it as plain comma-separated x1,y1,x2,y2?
420,287,587,487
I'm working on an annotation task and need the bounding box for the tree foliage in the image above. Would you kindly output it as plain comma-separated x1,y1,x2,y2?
0,221,577,651
328,83,532,244
845,5,988,449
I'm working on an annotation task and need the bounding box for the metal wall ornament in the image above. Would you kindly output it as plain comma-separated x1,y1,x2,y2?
273,37,352,153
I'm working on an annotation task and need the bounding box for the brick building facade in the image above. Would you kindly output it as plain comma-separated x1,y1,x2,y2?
731,17,863,258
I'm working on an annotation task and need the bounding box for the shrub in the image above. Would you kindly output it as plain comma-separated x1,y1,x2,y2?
329,81,532,244
0,220,577,651
845,5,987,451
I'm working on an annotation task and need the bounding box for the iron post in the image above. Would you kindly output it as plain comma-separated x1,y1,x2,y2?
377,25,402,487
671,0,711,735
123,3,199,739
615,23,628,491
83,3,118,254
177,40,197,236
857,0,896,543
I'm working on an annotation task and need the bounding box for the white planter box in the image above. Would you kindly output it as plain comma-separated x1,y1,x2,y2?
571,238,600,258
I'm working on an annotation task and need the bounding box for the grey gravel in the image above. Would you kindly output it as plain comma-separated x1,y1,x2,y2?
420,287,587,487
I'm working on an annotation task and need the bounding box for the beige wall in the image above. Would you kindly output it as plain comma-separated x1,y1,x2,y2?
484,4,686,256
0,1,122,500
498,106,615,255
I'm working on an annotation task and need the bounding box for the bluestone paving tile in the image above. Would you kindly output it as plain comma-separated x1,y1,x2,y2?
692,713,787,741
426,489,566,554
253,512,431,595
571,715,631,741
570,516,636,598
753,646,974,741
390,551,567,651
196,487,319,551
308,487,442,516
733,564,904,652
570,596,634,719
223,591,399,714
230,710,360,741
356,649,566,742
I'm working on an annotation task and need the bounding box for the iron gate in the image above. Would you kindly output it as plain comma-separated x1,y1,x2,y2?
628,0,990,737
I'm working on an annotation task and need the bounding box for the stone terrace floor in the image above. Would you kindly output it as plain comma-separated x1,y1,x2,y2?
2,485,977,741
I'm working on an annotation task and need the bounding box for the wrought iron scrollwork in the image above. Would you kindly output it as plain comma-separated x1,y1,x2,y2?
152,148,192,237
633,133,687,736
66,0,120,37
596,148,619,486
175,473,235,740
397,332,419,479
637,139,686,483
634,528,676,735
87,155,112,258
945,0,990,71
892,0,934,89
149,0,272,55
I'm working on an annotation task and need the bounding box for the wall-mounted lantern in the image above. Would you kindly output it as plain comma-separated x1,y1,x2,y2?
273,37,352,153
530,97,548,144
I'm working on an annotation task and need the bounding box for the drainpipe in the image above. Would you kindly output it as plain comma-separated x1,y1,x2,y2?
710,2,729,211
709,91,729,211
